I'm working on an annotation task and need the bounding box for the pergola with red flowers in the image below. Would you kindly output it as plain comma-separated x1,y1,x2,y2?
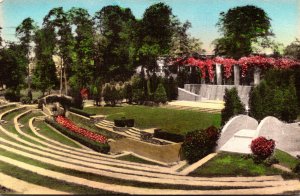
167,55,300,85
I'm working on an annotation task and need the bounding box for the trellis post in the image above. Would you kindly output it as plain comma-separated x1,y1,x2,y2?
234,64,240,85
254,66,261,86
216,63,222,85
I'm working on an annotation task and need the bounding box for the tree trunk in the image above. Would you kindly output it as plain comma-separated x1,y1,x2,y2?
60,58,63,95
64,64,68,95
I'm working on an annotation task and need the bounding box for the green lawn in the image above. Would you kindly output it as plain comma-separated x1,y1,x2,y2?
83,105,221,135
190,152,284,177
117,154,162,166
274,149,300,169
34,121,82,149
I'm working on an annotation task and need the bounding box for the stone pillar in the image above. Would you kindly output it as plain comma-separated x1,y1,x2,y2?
234,64,240,86
216,63,222,85
254,67,261,86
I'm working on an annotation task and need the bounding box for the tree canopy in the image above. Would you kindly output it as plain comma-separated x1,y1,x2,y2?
215,5,273,59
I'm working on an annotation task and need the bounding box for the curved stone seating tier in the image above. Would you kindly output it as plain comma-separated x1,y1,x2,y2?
0,107,300,194
10,110,175,173
218,114,300,157
0,108,287,182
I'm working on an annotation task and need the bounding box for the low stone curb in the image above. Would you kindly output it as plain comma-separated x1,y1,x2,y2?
0,172,69,194
180,153,218,175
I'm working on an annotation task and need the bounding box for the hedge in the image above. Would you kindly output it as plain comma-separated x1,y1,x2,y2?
69,107,95,118
153,129,185,143
45,118,110,153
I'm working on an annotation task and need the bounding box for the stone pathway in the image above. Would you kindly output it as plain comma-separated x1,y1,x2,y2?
162,100,224,113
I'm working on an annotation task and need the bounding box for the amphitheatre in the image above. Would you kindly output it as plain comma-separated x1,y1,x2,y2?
1,0,300,195
0,98,299,194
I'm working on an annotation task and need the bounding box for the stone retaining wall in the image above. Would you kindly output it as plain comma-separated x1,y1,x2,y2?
182,84,252,106
109,138,182,163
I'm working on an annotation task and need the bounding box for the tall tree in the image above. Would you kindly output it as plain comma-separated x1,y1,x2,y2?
215,5,273,59
169,20,204,57
0,26,3,47
16,17,37,93
0,42,27,91
68,7,95,89
43,7,74,95
94,5,136,81
137,3,174,72
285,39,300,60
32,26,58,95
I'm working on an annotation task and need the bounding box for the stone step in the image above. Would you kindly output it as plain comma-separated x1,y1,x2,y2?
124,130,141,137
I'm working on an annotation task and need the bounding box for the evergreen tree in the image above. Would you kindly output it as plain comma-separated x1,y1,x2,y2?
221,87,245,125
154,83,168,104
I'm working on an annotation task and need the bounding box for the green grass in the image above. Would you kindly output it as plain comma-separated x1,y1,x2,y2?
68,112,123,139
2,107,28,122
34,121,82,149
20,89,43,100
0,144,241,191
274,149,300,169
190,152,283,177
83,105,221,135
117,154,161,166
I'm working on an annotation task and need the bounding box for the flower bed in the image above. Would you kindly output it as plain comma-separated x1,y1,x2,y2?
56,115,107,144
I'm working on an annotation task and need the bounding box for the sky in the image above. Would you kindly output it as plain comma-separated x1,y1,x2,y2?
0,0,299,52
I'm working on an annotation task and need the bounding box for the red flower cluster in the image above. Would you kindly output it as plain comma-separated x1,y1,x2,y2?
168,55,300,79
250,136,275,159
56,116,107,144
80,88,89,100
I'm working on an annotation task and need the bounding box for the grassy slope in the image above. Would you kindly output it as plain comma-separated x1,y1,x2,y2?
190,152,283,177
34,121,82,149
274,149,300,169
84,105,221,135
117,154,161,166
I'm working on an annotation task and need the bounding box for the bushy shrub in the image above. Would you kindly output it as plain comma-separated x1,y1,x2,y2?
250,136,275,161
4,90,21,102
71,89,83,109
166,76,178,101
45,118,110,153
154,83,167,104
293,163,300,175
153,129,184,143
182,126,220,164
102,83,112,105
102,83,123,106
221,87,245,125
27,90,32,101
250,69,299,122
123,82,133,103
20,96,31,104
132,89,145,104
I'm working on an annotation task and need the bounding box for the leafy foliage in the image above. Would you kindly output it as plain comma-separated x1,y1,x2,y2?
154,83,168,104
249,69,299,122
182,126,220,164
221,87,245,125
215,5,273,59
32,26,58,95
